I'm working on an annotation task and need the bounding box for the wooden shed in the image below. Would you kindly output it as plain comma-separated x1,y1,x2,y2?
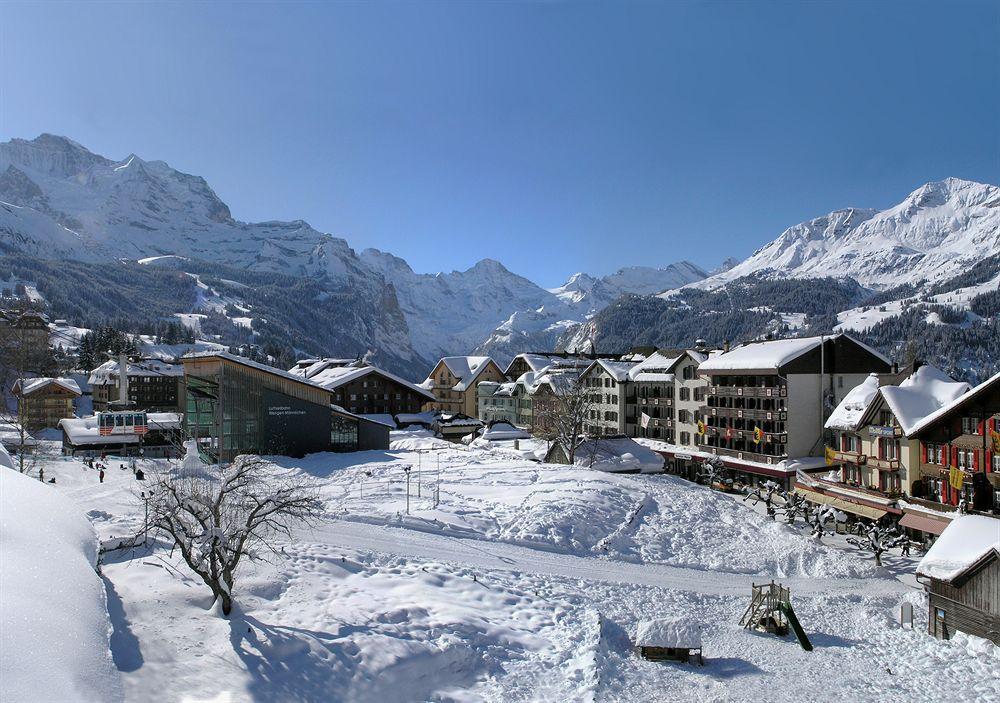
634,618,704,665
916,515,1000,644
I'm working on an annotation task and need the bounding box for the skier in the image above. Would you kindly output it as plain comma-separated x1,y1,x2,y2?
99,468,105,483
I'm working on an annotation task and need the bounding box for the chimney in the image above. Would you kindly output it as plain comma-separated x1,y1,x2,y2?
723,340,730,353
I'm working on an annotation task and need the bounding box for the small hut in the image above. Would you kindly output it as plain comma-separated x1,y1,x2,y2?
634,618,703,664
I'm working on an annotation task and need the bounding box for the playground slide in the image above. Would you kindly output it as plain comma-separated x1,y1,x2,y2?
779,603,813,651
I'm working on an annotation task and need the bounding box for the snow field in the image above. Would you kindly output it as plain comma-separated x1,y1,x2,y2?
22,442,1000,702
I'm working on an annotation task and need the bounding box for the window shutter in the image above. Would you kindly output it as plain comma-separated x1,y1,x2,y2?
973,449,980,471
920,442,927,464
951,445,959,468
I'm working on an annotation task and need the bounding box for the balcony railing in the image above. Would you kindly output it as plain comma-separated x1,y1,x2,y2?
708,407,787,422
709,385,787,398
701,445,788,465
867,456,901,471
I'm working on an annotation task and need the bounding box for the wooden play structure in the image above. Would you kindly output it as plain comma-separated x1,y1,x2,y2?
739,580,812,651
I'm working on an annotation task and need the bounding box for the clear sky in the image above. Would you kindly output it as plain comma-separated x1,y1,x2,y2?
1,1,997,286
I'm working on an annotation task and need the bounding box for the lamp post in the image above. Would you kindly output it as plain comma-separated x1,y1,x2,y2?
140,490,149,546
403,465,411,515
417,450,422,497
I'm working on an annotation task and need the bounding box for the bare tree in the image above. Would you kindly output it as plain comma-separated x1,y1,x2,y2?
846,522,910,566
536,373,595,464
144,449,322,615
743,481,783,520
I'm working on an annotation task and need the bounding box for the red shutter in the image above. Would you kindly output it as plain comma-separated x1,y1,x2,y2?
940,481,948,502
978,419,986,435
920,442,927,464
973,449,980,471
987,449,993,473
951,445,959,467
840,434,847,451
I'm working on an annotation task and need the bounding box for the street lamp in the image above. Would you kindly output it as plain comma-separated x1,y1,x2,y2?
402,465,411,515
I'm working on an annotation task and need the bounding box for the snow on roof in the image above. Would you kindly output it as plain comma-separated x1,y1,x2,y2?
586,359,638,382
88,358,183,385
877,365,971,435
634,617,703,648
58,412,182,446
916,515,1000,582
698,334,890,372
428,356,497,392
287,360,435,401
479,422,531,441
360,413,397,429
14,376,81,397
825,373,881,431
573,436,665,473
628,351,680,382
395,411,438,426
698,336,825,371
182,350,336,394
908,370,1000,438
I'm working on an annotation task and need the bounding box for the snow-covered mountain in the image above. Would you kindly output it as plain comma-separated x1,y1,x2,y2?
686,178,1000,291
0,134,706,370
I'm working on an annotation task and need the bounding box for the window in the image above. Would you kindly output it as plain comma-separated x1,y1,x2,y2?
878,438,900,460
925,443,945,465
879,471,901,494
843,464,861,484
957,448,973,469
694,387,705,402
680,431,691,445
961,417,981,435
878,410,894,427
841,433,859,453
680,387,690,401
993,453,1000,472
682,366,694,381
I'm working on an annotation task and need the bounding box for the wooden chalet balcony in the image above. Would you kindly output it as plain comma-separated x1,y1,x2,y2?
829,449,863,464
708,406,786,422
709,385,787,398
867,455,901,471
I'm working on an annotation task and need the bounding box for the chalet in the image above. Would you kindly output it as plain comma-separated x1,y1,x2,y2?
421,356,506,417
806,366,970,529
289,358,435,416
477,380,520,426
12,377,81,428
916,515,1000,645
697,334,892,489
908,370,1000,516
89,358,185,412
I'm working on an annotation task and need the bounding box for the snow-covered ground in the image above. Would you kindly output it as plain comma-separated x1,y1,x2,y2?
8,441,999,703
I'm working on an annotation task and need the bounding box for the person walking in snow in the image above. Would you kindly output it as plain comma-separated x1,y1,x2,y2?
99,468,105,483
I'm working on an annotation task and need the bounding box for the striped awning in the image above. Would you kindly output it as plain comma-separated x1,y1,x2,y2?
796,485,889,521
899,512,950,536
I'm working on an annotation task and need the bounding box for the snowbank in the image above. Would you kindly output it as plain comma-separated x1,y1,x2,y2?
917,515,1000,582
0,469,123,702
573,437,665,474
389,428,451,451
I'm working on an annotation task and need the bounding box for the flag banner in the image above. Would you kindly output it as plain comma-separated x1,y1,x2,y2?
949,466,965,491
640,412,650,429
824,446,837,466
991,430,1000,454
753,427,763,445
697,420,706,435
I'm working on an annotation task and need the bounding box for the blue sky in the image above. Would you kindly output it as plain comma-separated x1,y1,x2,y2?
1,1,997,286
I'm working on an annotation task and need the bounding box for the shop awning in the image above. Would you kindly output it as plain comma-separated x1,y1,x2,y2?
797,486,889,521
899,512,950,536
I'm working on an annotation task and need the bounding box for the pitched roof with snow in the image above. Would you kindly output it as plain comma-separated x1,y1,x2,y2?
825,373,881,431
571,436,665,473
916,515,1000,583
584,359,639,382
428,356,498,392
908,370,1000,438
479,422,531,441
288,359,435,401
698,334,889,372
14,376,81,397
629,351,681,382
874,365,971,435
88,358,183,385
